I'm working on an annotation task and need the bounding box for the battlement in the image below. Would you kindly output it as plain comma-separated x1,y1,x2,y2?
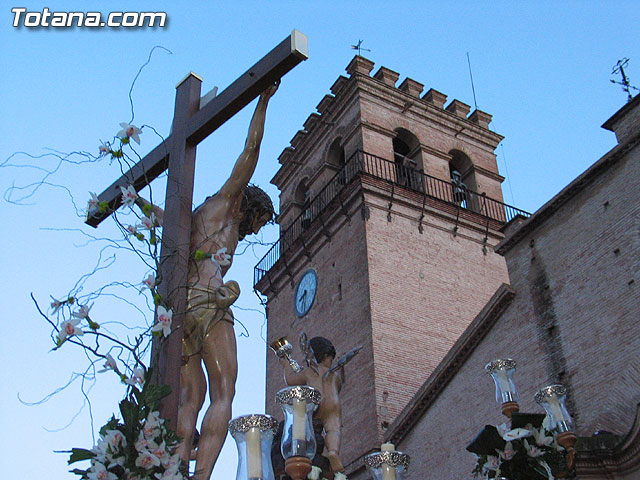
276,55,496,165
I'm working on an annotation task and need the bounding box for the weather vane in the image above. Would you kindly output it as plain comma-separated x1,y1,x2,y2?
351,39,371,56
611,57,638,102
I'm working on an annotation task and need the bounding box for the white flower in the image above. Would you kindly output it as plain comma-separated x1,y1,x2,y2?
140,213,157,230
524,438,545,458
104,429,127,451
87,192,100,214
155,462,183,480
135,430,150,452
135,451,161,470
142,274,156,289
72,304,93,319
150,440,169,465
143,411,165,438
135,429,159,452
91,440,108,463
88,461,117,480
482,455,500,473
117,122,142,145
498,441,515,460
127,224,140,236
497,422,532,441
151,306,172,338
125,367,146,387
98,142,111,157
58,319,84,342
164,453,181,470
308,466,321,480
98,354,118,373
211,247,231,267
532,426,554,447
50,296,64,314
120,185,138,207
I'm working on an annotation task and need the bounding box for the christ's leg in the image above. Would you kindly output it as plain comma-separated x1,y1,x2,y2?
194,320,237,480
176,354,206,465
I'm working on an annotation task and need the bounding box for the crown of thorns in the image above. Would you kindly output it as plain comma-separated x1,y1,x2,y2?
238,184,275,240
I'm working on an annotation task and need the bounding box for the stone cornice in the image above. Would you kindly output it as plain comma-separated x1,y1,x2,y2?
353,73,504,150
271,78,361,189
274,55,506,190
385,284,516,445
495,130,640,255
471,164,506,183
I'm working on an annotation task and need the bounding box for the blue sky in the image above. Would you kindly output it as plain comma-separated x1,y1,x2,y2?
1,2,638,479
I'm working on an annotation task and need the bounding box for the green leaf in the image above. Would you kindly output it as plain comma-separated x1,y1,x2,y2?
69,468,89,478
119,399,140,429
67,448,95,464
99,416,119,437
142,384,171,410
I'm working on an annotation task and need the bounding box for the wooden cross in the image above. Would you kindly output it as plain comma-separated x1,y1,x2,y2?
85,30,308,428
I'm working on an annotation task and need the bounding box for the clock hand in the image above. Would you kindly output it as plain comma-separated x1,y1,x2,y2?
299,290,307,306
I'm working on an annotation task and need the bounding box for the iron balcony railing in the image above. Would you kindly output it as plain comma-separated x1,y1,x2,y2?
254,150,530,286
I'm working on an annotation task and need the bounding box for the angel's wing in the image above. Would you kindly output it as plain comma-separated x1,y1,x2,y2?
327,346,362,375
299,332,317,370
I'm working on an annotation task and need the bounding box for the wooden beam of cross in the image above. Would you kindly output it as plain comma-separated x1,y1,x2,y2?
86,30,308,228
85,30,308,429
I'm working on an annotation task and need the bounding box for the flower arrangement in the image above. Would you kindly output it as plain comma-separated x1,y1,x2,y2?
467,413,571,480
41,121,187,479
66,375,187,480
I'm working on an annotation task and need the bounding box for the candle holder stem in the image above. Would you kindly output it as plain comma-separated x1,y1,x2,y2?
285,456,312,480
556,431,577,471
501,401,520,418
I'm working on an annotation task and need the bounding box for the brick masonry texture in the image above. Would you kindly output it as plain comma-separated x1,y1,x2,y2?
261,56,514,474
387,114,640,479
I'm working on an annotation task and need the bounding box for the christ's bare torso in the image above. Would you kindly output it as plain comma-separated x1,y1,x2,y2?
188,194,242,289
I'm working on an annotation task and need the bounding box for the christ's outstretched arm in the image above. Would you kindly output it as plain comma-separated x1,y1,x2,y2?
218,82,279,200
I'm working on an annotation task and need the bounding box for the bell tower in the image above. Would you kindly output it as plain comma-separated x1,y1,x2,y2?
255,56,528,474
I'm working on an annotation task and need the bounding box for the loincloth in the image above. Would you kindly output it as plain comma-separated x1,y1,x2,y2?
182,280,240,362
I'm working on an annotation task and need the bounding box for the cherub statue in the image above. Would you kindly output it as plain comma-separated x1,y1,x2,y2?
135,82,278,480
277,333,361,478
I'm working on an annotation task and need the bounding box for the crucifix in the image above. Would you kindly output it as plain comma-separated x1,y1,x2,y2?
86,30,308,477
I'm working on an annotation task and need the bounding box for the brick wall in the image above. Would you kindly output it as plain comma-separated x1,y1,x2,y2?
264,195,381,467
364,185,510,442
391,131,640,480
261,56,518,475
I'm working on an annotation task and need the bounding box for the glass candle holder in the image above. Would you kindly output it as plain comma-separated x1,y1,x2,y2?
275,386,321,459
229,414,278,480
365,443,410,480
485,358,520,404
535,384,574,433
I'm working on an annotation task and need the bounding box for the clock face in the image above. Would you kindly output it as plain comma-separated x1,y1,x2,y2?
294,269,317,317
